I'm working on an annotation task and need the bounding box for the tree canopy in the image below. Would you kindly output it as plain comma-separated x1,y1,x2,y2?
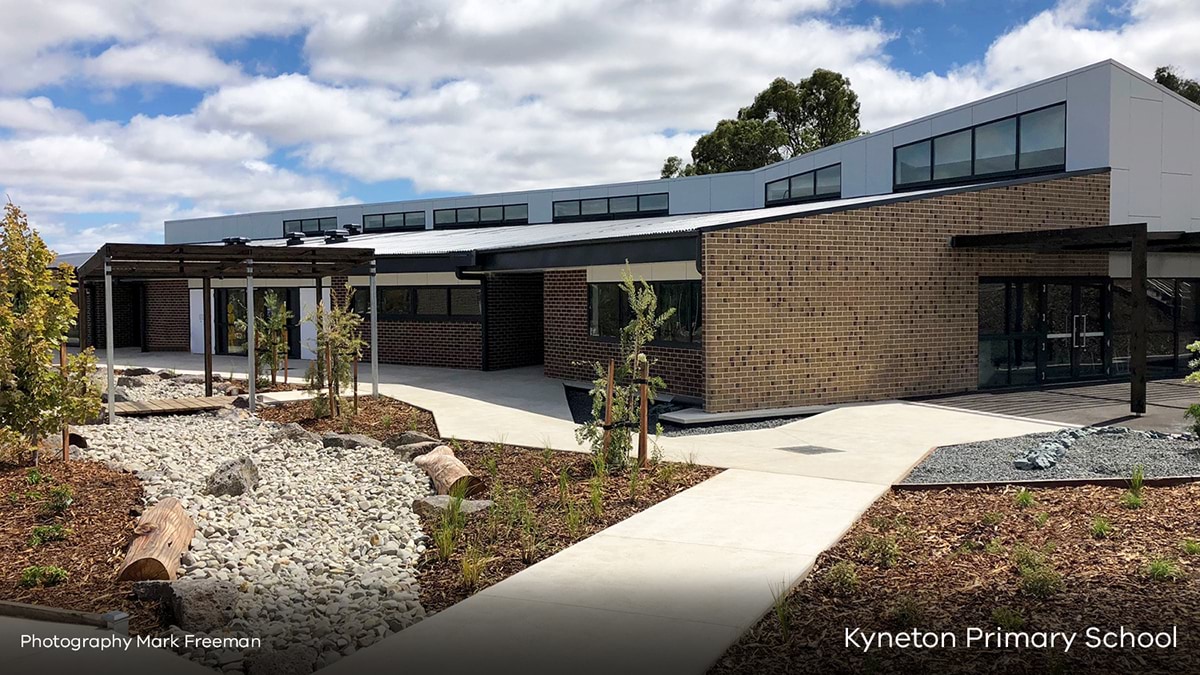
662,69,863,178
1155,65,1200,106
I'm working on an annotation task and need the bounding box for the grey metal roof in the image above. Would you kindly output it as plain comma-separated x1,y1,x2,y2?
261,181,980,257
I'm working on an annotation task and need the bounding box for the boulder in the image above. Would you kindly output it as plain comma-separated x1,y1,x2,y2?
386,430,439,447
411,495,494,520
170,578,239,633
245,646,317,675
124,367,154,376
321,432,381,449
390,440,440,461
175,374,206,384
224,386,243,397
232,395,251,409
205,457,260,496
214,407,251,422
117,375,147,388
67,431,88,448
103,387,129,403
156,369,178,379
132,579,174,603
272,423,322,445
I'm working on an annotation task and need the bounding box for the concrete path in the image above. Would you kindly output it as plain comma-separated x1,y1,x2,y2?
0,616,211,675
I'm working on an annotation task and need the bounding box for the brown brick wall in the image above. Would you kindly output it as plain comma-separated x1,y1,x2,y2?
334,277,483,370
145,280,190,351
486,273,544,370
702,172,1112,413
84,282,141,349
543,270,704,398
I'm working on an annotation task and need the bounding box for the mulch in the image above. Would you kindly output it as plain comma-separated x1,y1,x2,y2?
415,441,720,613
0,458,166,634
255,396,439,439
713,483,1200,674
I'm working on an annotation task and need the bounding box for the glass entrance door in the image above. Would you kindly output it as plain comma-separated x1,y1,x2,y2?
1042,281,1106,382
214,288,301,358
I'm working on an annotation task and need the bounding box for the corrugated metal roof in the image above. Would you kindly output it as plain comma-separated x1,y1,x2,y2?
257,181,993,257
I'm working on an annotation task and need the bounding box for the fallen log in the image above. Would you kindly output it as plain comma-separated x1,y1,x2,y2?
117,497,195,582
413,445,486,498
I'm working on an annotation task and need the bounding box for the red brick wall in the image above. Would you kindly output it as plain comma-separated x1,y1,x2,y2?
486,273,544,370
543,270,704,398
702,172,1112,413
145,280,190,351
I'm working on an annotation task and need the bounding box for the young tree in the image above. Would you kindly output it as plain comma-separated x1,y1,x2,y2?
246,291,292,387
575,266,674,470
304,284,365,417
661,69,863,178
0,203,101,464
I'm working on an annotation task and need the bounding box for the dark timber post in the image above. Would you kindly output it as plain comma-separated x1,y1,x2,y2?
202,277,213,397
1130,224,1148,415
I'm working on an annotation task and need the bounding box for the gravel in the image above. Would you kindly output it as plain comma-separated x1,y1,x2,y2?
80,411,432,672
120,375,206,401
563,385,805,436
903,426,1200,484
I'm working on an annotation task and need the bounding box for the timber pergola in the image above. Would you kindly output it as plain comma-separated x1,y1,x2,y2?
76,242,379,423
948,222,1192,415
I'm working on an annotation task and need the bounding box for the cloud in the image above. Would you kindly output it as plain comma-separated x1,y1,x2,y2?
85,42,246,89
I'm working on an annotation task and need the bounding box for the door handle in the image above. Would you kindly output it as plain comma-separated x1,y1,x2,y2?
1071,315,1081,348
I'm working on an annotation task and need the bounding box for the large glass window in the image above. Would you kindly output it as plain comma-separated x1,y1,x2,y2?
974,117,1017,175
283,217,336,235
764,164,841,205
433,204,529,228
552,193,669,222
1112,278,1200,374
588,280,701,345
977,280,1045,388
361,211,423,232
351,286,481,321
894,141,932,185
1019,104,1066,170
933,129,972,180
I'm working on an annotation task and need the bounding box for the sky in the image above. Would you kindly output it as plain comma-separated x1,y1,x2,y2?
2,0,1200,253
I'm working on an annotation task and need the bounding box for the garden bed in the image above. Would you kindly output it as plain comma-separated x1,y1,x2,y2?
256,396,438,439
713,483,1200,674
564,385,803,436
0,458,165,634
412,441,720,613
903,427,1200,485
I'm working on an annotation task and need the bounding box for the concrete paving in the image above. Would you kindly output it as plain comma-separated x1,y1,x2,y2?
100,349,1070,673
0,616,211,675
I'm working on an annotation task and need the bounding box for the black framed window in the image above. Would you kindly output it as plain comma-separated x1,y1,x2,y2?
351,286,481,321
977,280,1042,388
363,210,425,232
552,193,669,223
1112,278,1200,375
432,204,528,228
283,216,336,235
587,280,701,346
764,164,842,206
894,103,1065,190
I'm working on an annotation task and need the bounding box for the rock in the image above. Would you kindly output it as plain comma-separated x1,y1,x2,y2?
215,407,251,422
117,375,147,388
233,395,251,409
206,457,260,496
224,386,243,396
411,495,493,520
171,578,239,632
132,580,174,603
157,369,178,379
245,646,317,675
124,367,154,376
390,441,439,461
272,423,321,445
68,432,88,448
176,374,206,384
322,432,381,449
103,387,128,403
386,431,439,447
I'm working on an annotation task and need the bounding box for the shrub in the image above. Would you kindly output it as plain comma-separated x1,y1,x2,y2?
985,538,1004,555
771,581,792,639
1187,402,1200,436
1035,512,1050,528
557,468,570,507
565,499,584,539
1014,488,1034,509
1146,558,1184,582
1020,565,1063,598
1121,491,1144,510
460,546,496,589
1183,540,1200,556
1128,464,1145,497
25,468,45,485
19,565,68,588
589,476,604,517
991,606,1025,631
821,561,859,597
303,284,364,418
1011,544,1045,572
856,533,900,568
887,595,923,629
29,524,71,547
1090,516,1113,539
41,485,73,517
982,512,1004,526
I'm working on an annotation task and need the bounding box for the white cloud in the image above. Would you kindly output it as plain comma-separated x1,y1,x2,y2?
6,0,1200,252
85,41,245,88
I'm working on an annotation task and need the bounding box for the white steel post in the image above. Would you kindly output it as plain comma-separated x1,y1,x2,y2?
104,256,116,424
246,261,256,412
370,259,379,397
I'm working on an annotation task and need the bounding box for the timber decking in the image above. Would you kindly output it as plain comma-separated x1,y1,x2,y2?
113,396,237,416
